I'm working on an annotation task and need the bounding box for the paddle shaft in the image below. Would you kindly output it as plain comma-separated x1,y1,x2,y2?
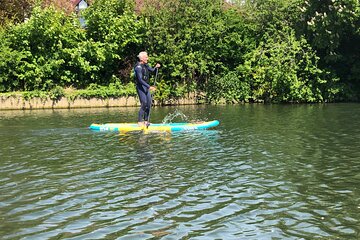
147,67,158,127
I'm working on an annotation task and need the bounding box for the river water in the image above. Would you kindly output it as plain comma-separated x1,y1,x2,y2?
1,104,359,239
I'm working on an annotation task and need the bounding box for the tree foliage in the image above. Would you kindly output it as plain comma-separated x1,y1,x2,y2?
82,0,142,83
0,6,86,91
141,0,255,98
0,0,359,103
298,0,360,98
0,0,141,92
0,0,34,25
239,27,340,103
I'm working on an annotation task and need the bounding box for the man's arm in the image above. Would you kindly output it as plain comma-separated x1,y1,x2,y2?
146,64,161,72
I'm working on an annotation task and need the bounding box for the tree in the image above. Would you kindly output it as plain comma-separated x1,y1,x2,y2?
299,0,360,98
83,0,142,82
0,0,34,25
141,0,253,94
238,27,341,103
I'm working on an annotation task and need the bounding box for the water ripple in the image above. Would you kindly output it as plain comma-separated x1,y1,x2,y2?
1,105,360,239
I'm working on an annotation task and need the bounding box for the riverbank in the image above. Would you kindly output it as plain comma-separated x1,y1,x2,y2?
0,94,199,110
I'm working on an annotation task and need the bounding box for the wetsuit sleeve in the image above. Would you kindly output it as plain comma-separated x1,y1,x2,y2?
145,64,157,73
135,65,151,89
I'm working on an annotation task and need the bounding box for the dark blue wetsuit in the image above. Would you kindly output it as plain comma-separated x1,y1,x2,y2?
134,62,157,122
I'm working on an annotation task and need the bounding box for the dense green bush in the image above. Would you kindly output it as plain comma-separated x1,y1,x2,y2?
0,6,86,91
297,0,360,99
71,82,137,100
206,71,250,103
0,0,359,103
0,0,141,93
0,26,28,92
238,27,342,103
83,0,142,82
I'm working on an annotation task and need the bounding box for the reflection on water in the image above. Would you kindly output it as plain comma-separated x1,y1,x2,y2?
1,104,360,239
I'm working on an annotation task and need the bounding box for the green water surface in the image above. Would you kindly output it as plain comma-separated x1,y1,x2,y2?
1,104,359,239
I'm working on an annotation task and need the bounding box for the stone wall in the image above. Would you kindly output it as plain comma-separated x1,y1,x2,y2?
0,94,199,110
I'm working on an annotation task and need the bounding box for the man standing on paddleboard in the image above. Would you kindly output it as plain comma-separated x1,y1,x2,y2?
134,51,160,127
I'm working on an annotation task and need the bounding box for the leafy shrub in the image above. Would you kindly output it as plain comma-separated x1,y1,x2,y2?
237,27,341,103
67,82,136,100
206,71,250,103
49,86,65,101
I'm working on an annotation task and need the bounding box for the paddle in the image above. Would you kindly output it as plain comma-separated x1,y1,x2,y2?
147,67,158,129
